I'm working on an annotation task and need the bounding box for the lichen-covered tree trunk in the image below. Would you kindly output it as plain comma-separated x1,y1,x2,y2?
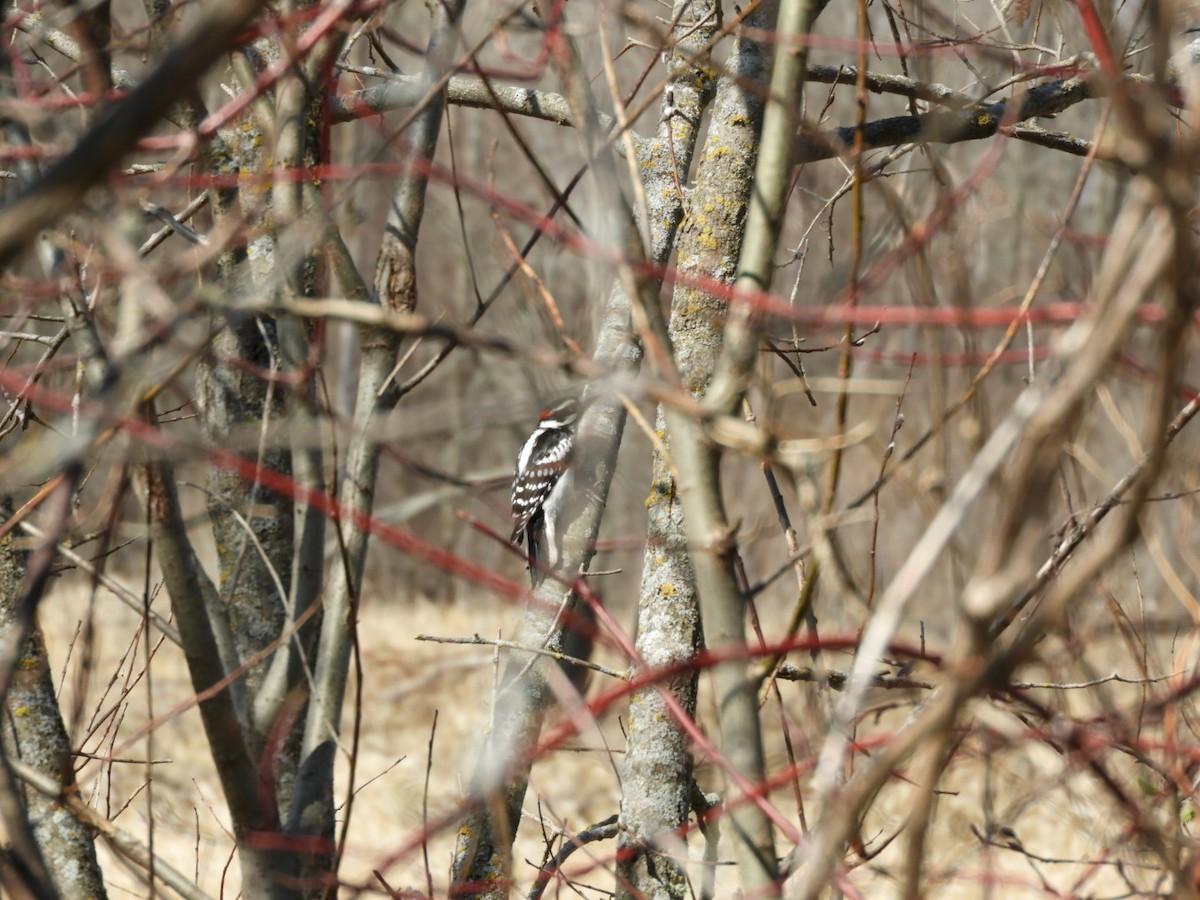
193,10,335,857
617,2,790,896
198,313,294,701
0,505,107,899
449,1,712,890
624,0,835,893
651,0,823,890
614,0,726,896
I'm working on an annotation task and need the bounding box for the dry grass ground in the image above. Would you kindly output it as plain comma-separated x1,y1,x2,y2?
27,565,1188,898
41,575,626,898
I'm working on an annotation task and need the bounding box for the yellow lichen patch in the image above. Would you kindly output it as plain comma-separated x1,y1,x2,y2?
18,656,39,670
659,582,677,598
645,480,672,507
12,706,30,717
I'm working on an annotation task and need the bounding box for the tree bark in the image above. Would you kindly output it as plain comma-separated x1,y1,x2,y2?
0,500,107,900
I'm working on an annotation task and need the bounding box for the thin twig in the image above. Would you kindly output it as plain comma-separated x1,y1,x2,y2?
416,633,627,683
9,759,213,900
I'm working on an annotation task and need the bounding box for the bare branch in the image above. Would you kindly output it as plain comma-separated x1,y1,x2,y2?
9,759,213,900
0,0,269,266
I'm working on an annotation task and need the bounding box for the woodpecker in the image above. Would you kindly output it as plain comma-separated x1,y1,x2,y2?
511,398,578,585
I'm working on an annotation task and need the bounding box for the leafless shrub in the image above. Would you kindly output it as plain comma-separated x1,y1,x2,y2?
0,0,1197,897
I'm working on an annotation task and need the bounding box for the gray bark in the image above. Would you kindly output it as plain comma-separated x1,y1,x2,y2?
656,0,822,893
0,502,107,900
197,315,293,711
449,1,680,891
141,455,295,899
615,1,725,896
